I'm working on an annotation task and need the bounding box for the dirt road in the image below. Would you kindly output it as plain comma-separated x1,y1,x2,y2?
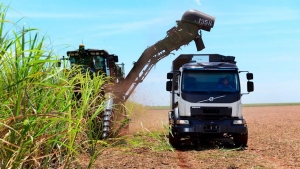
85,105,300,169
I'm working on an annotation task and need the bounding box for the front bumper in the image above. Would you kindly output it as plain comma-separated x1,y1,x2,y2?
172,119,247,134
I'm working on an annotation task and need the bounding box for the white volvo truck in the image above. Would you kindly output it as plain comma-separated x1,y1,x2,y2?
166,54,254,147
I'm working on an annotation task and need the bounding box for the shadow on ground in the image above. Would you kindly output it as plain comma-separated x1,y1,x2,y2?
174,137,247,152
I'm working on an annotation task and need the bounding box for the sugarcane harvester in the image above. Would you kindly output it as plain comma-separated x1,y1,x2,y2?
64,9,215,139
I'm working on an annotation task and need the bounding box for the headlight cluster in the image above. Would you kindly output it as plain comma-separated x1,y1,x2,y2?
176,120,189,125
233,119,245,125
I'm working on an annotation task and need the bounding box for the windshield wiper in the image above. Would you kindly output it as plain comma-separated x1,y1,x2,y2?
215,90,237,94
184,90,210,94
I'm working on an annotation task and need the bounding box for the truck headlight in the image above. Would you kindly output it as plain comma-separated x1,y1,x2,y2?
176,120,189,125
233,119,245,125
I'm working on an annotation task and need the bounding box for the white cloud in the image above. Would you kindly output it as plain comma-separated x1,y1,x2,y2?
90,17,173,37
215,7,300,26
194,0,201,5
6,12,90,19
6,8,180,20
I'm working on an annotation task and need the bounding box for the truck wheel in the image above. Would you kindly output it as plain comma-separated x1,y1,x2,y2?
233,133,248,147
169,132,181,148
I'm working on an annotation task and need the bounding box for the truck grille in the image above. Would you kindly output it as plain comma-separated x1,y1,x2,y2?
203,108,220,114
191,106,232,117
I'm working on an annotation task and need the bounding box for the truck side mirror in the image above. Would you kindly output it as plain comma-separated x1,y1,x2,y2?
247,81,254,92
167,73,173,79
246,73,253,80
166,81,172,91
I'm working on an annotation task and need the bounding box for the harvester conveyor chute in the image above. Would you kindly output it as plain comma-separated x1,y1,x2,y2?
120,9,215,101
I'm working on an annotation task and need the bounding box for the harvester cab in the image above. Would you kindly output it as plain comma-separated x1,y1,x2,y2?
66,44,125,80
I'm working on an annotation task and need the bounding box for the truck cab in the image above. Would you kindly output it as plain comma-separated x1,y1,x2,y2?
166,54,254,147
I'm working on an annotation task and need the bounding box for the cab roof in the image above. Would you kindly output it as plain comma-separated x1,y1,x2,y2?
182,62,238,70
172,54,236,71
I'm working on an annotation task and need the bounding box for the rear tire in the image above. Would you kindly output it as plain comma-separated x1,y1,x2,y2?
234,133,248,147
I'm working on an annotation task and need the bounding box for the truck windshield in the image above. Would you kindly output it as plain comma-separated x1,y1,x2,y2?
181,70,240,93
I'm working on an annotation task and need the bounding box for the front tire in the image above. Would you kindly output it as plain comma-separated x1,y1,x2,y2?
169,129,181,148
234,133,248,147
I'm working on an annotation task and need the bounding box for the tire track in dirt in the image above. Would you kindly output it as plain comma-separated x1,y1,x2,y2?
176,150,190,169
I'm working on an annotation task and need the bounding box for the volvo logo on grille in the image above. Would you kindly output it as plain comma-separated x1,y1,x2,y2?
198,95,226,103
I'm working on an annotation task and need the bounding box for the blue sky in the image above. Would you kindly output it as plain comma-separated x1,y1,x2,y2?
2,0,300,105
